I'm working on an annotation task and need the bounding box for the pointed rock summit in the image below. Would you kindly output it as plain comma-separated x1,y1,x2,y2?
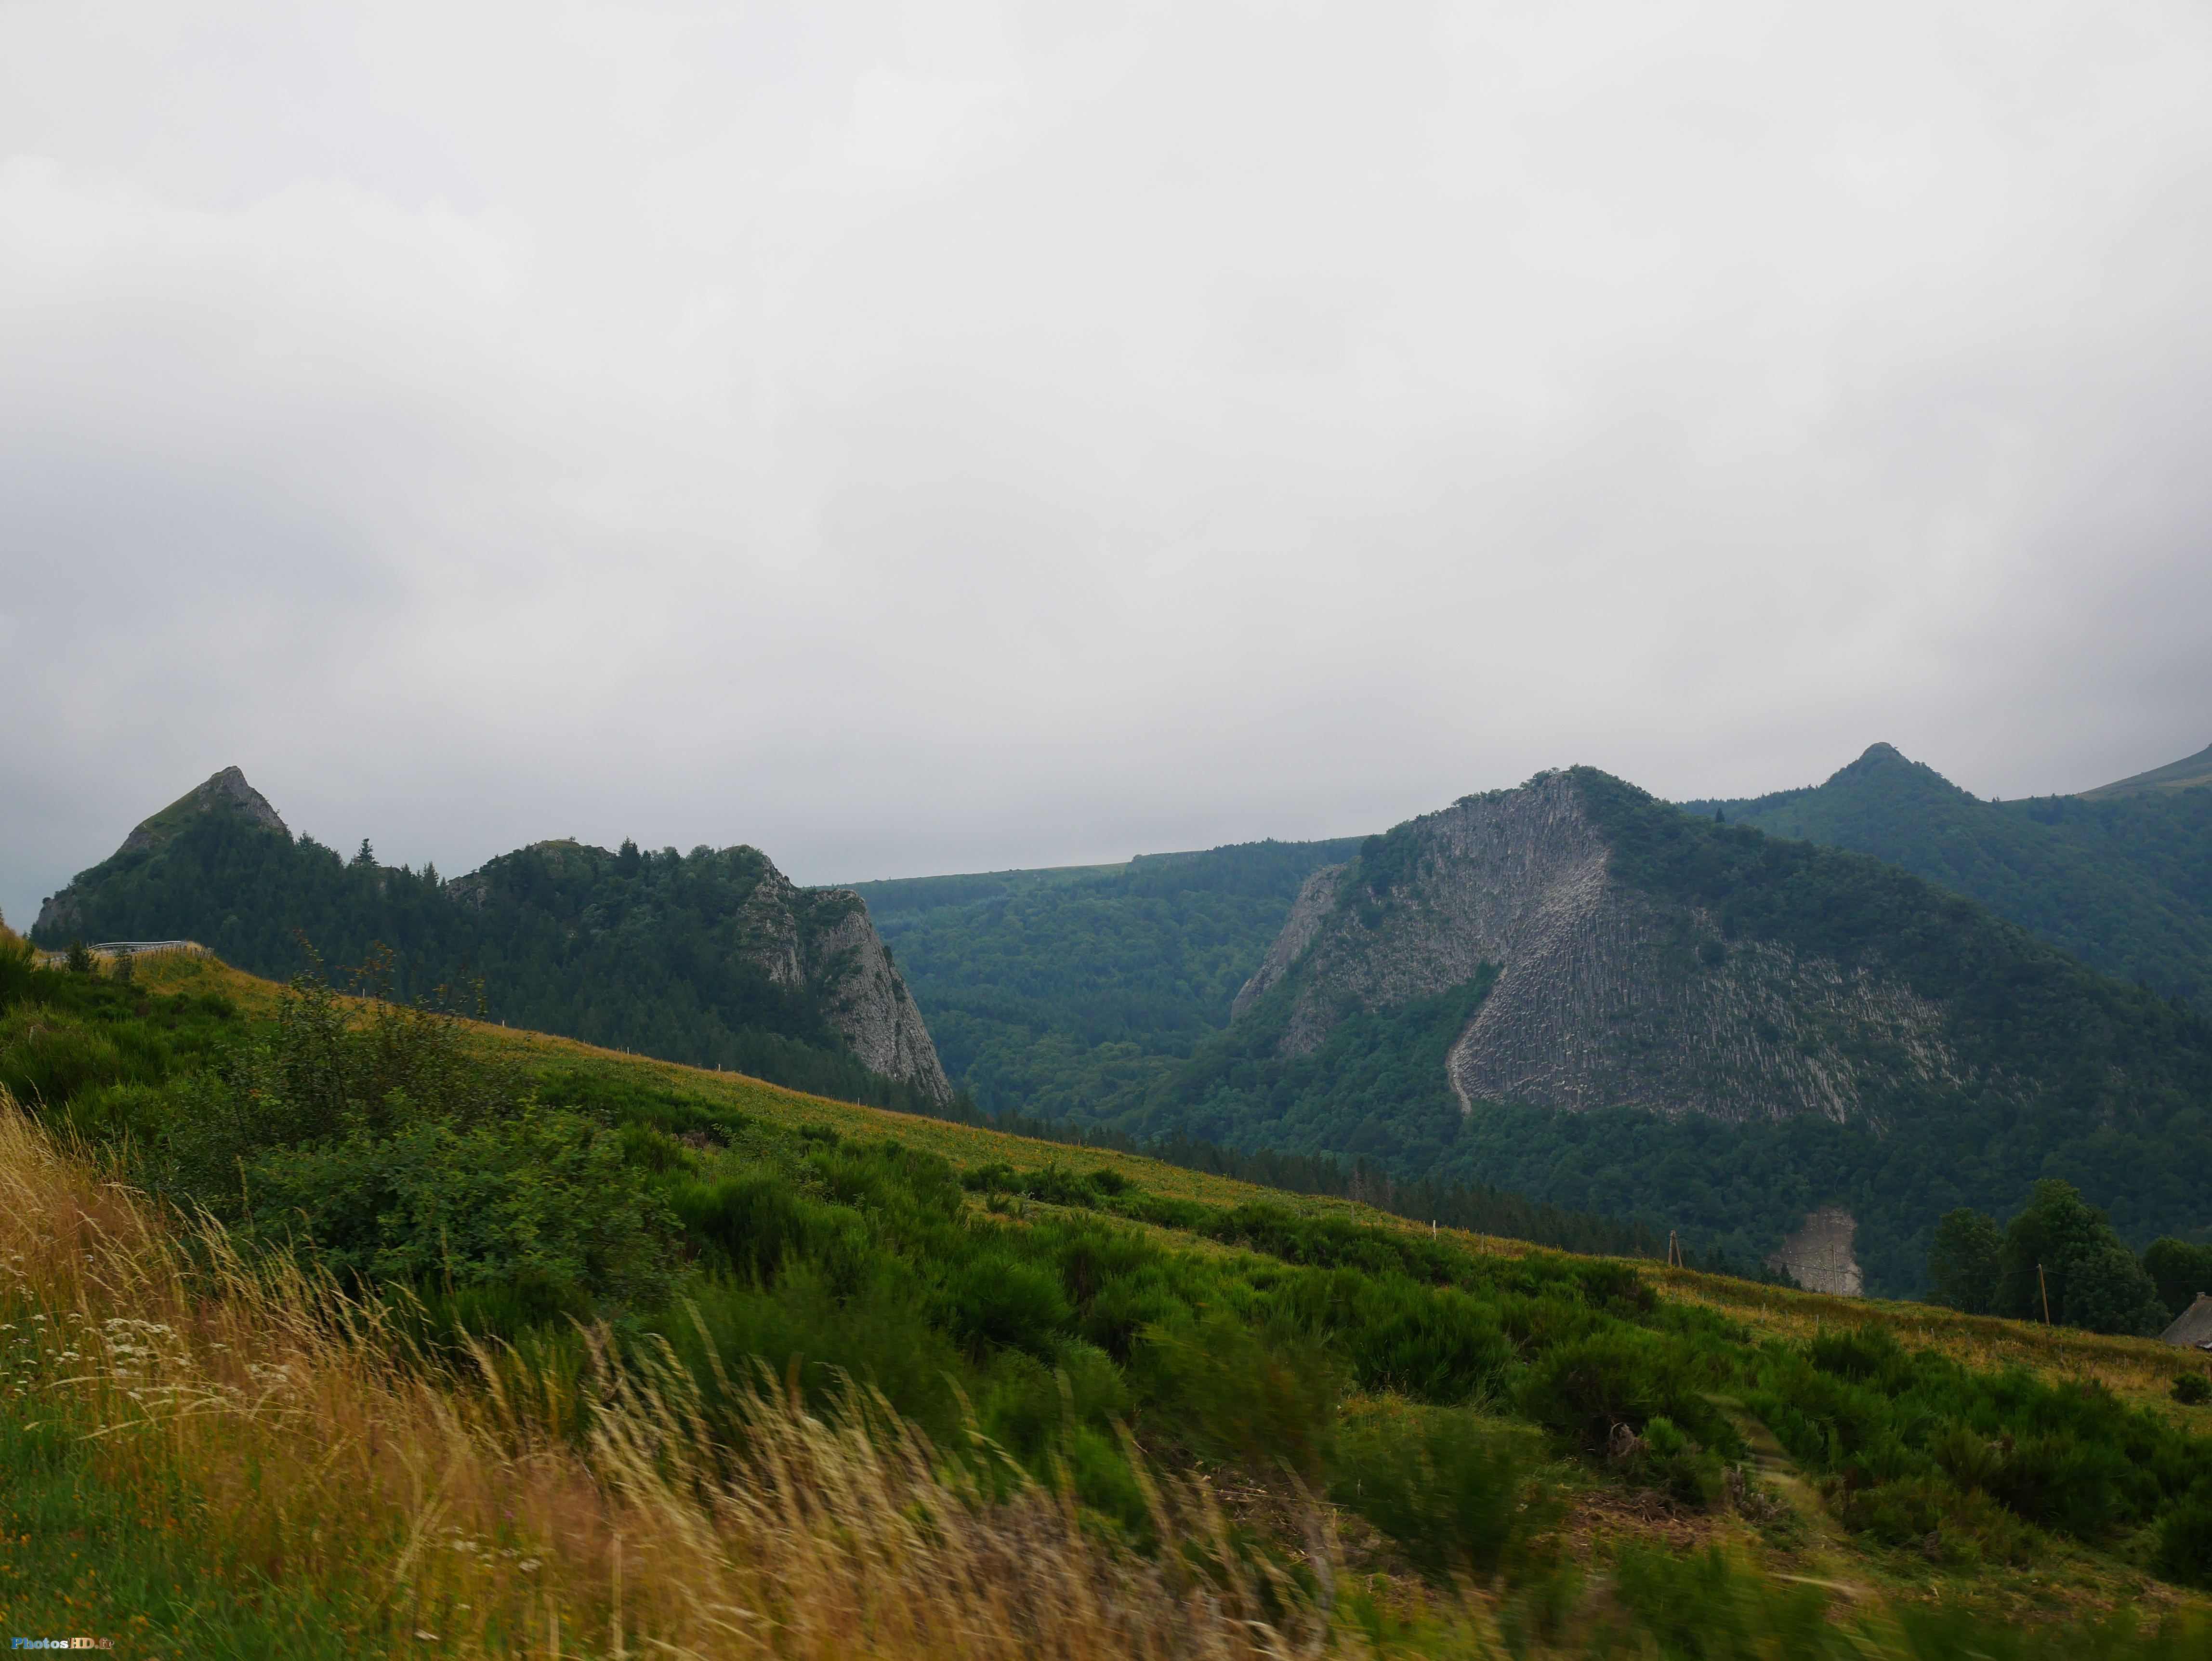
120,766,289,855
38,767,290,938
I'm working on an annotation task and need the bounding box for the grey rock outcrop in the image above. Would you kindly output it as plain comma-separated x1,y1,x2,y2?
1230,863,1345,1019
443,841,952,1102
1234,770,1959,1126
737,866,953,1100
125,766,287,853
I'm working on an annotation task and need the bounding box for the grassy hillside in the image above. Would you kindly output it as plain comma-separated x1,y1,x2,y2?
850,837,1365,1119
8,939,2212,1655
1683,742,2212,1004
2082,740,2212,800
1119,770,2212,1295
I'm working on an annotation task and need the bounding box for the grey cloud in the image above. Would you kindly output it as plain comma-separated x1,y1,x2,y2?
4,1,2210,928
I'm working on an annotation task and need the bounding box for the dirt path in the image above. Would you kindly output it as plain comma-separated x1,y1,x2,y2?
1711,1397,1875,1604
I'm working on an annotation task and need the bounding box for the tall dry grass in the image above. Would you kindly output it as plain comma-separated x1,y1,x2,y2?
0,1093,1350,1658
15,1088,2205,1660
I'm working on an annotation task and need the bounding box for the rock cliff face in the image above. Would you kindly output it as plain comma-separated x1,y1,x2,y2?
1234,770,1958,1126
733,865,952,1099
1229,863,1346,1020
452,839,951,1101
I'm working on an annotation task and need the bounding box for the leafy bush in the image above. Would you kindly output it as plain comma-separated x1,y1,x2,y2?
1134,1315,1340,1481
1747,1324,2212,1560
2175,1374,2212,1407
1515,1329,1738,1463
1608,1544,1831,1661
1330,1404,1526,1582
242,1104,677,1304
947,1252,1074,1358
2157,1493,2212,1589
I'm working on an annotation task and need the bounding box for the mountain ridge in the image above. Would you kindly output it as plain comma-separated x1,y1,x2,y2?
1121,765,2212,1293
33,769,951,1107
1682,740,2212,1003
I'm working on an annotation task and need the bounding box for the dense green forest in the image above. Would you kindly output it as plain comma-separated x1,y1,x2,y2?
1111,770,2212,1295
32,807,947,1115
13,935,2212,1643
1682,742,2212,1004
851,837,1363,1119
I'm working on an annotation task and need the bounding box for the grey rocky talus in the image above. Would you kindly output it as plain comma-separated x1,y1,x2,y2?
1233,769,1959,1126
1769,1206,1865,1296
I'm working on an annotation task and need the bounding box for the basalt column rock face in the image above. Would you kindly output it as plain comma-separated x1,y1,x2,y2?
1229,862,1347,1020
1232,770,1960,1126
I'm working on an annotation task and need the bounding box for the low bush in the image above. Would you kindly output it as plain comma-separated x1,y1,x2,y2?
1330,1403,1528,1582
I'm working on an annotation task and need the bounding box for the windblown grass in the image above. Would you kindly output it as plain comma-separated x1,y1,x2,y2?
0,1092,1336,1657
7,1092,2212,1656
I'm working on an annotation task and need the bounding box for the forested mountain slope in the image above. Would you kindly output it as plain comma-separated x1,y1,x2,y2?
32,768,950,1110
1114,768,2212,1295
1682,742,2212,1003
848,837,1364,1120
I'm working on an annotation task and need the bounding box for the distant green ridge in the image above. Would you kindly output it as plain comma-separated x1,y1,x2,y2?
2080,739,2212,800
1682,741,2212,1004
846,838,1369,1124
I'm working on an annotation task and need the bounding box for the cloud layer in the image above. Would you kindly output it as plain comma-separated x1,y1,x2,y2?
6,1,2211,923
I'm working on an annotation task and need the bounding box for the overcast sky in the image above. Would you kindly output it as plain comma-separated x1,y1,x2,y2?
5,1,2210,924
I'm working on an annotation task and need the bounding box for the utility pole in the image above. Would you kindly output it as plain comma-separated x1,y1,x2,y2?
2039,1262,2053,1325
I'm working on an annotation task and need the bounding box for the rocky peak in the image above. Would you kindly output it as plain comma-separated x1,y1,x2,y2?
39,767,289,938
1236,768,1958,1126
121,766,289,856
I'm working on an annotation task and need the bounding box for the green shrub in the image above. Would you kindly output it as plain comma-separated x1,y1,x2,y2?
1515,1330,1737,1465
947,1252,1074,1358
1608,1544,1833,1661
2173,1373,2212,1407
1135,1314,1340,1481
656,1266,967,1445
2156,1493,2212,1589
1329,1404,1526,1582
242,1104,678,1305
668,1171,818,1280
